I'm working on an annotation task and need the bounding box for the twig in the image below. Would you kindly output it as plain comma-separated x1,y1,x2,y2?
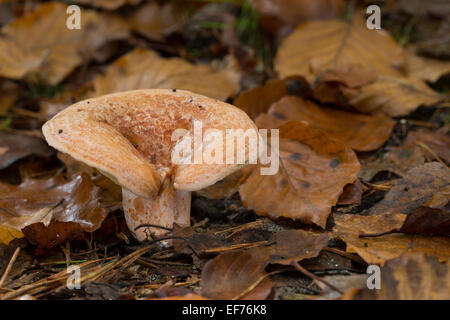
291,261,344,295
416,142,448,168
201,240,272,254
0,247,20,289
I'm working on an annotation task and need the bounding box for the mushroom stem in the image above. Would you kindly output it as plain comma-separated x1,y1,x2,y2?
122,185,191,242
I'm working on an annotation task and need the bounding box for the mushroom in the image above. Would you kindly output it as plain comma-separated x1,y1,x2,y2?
42,89,259,241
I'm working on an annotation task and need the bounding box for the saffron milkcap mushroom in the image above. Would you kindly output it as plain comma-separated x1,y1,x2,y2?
42,89,260,241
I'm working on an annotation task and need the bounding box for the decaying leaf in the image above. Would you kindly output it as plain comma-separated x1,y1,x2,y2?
343,253,450,300
248,230,329,266
0,173,109,232
234,76,311,120
93,48,240,101
0,2,129,84
0,131,53,169
367,162,450,216
333,213,450,265
337,180,363,205
201,250,274,300
240,121,360,227
255,96,395,151
403,129,450,164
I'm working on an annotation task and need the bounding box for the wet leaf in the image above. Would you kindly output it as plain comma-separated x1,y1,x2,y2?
333,213,450,265
0,2,129,84
240,121,360,227
255,96,395,151
0,131,53,169
367,162,450,216
93,48,240,101
201,250,274,300
343,253,450,300
0,173,109,232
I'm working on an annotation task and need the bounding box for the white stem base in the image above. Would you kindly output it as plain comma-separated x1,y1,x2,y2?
122,186,191,242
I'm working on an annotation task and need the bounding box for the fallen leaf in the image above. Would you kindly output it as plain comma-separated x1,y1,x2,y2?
255,96,395,151
405,47,450,82
233,76,311,120
248,230,329,266
201,250,274,300
396,204,450,236
149,294,209,300
367,162,450,216
0,173,109,232
0,225,23,245
337,180,363,205
0,131,53,169
249,0,344,37
340,76,443,117
333,213,450,265
93,48,240,101
403,129,450,164
240,121,360,227
129,1,185,41
0,2,129,84
359,144,425,182
275,16,403,82
343,253,450,299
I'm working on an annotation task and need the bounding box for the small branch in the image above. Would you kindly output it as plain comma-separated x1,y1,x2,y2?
291,260,344,295
0,247,21,289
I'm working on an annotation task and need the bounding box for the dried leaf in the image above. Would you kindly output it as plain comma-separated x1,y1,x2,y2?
256,96,395,151
275,16,403,82
240,121,360,227
333,213,450,265
343,253,450,300
233,76,311,120
201,250,274,300
405,47,450,82
0,2,129,84
398,204,450,236
367,162,450,215
340,76,443,117
403,130,450,164
129,2,185,41
0,225,23,245
93,48,240,101
337,180,363,205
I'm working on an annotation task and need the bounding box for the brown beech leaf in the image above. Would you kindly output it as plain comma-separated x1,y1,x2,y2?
403,129,450,164
397,205,450,236
201,250,274,300
93,48,240,101
0,131,53,169
249,0,344,37
0,2,129,84
275,16,403,82
343,253,450,300
0,173,109,233
367,162,450,216
233,76,311,120
255,96,395,152
359,145,425,182
405,47,450,82
0,225,23,245
129,1,185,41
333,213,450,265
248,230,329,266
340,76,443,117
239,121,360,227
